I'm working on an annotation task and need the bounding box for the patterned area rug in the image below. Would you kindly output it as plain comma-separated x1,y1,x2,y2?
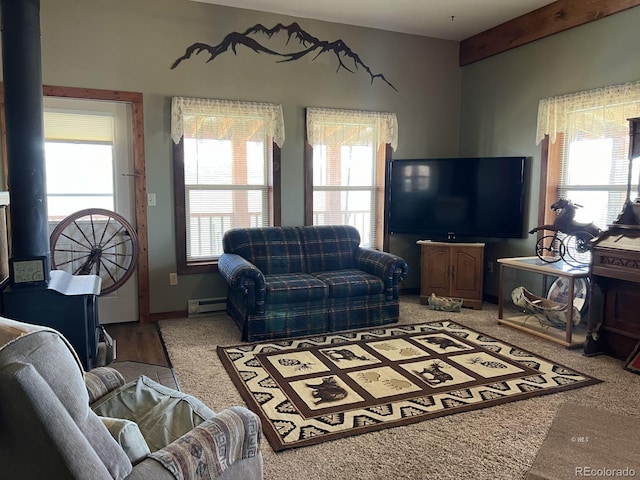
217,320,601,451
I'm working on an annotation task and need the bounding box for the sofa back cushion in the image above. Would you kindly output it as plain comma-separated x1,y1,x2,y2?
299,225,360,272
223,227,306,274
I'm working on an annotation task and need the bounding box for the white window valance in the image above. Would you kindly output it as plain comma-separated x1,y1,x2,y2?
306,107,398,151
536,81,640,145
171,96,285,147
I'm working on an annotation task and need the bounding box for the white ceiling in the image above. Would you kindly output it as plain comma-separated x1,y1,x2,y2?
192,0,557,41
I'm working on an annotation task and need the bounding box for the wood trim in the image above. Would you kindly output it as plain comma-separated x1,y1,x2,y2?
172,138,189,275
303,109,313,226
460,0,640,66
41,86,142,103
273,143,282,226
0,84,151,323
130,100,150,324
0,86,10,263
536,135,551,236
536,133,564,241
0,85,7,191
382,143,393,252
545,133,564,226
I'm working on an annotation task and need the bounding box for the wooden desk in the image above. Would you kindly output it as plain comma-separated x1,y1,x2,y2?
498,256,589,348
586,225,640,359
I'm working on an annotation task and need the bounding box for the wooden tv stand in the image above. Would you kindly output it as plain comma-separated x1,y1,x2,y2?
417,241,484,310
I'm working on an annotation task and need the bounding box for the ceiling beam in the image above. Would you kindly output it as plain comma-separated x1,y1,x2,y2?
459,0,640,66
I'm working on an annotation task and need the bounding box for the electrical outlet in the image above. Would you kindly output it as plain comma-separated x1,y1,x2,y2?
169,272,178,285
487,261,494,274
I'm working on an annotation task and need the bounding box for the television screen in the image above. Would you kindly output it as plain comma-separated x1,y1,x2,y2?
387,157,526,239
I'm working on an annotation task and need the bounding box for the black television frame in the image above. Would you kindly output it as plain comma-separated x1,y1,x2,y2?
385,156,526,241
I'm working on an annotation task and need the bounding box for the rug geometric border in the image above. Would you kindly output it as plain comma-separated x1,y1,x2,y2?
217,320,602,451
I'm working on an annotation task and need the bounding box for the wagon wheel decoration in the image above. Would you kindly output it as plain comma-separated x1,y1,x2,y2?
50,208,139,295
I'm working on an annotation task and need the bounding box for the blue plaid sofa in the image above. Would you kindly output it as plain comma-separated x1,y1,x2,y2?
218,225,408,341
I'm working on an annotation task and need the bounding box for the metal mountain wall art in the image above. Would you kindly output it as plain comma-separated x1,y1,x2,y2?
171,22,398,91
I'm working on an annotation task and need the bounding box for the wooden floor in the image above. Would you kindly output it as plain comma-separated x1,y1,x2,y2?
104,322,179,389
106,322,169,366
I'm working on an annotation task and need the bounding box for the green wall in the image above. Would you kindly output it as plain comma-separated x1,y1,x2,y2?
0,0,461,313
5,0,636,313
459,6,640,297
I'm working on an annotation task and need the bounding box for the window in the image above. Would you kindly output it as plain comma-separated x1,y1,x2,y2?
536,81,640,229
171,97,283,273
305,108,398,250
43,101,124,221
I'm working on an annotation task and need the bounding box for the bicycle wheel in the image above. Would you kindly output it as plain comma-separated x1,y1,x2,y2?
535,234,563,263
562,231,594,267
50,208,139,295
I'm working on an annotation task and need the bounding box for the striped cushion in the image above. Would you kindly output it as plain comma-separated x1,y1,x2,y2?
149,406,261,480
312,269,384,298
223,227,305,275
265,273,329,304
85,367,126,404
299,225,360,272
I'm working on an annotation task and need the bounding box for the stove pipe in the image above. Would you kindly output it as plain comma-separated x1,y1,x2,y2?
1,0,51,275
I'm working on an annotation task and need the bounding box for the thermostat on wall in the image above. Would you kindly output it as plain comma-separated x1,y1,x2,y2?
9,257,50,288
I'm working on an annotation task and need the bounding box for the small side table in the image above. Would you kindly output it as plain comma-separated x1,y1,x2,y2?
498,256,589,348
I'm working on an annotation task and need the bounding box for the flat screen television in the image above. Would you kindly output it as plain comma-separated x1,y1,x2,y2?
387,156,526,239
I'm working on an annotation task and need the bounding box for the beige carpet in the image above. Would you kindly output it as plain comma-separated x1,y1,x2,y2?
159,297,640,480
218,320,600,452
526,403,640,480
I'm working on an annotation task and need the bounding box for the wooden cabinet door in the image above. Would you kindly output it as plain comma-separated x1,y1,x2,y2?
419,242,484,309
420,245,450,298
450,246,484,303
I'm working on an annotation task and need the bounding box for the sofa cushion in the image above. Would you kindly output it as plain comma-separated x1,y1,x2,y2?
312,269,384,298
299,225,360,272
100,416,151,465
265,273,329,304
223,227,306,274
91,375,216,452
86,366,127,404
149,406,262,480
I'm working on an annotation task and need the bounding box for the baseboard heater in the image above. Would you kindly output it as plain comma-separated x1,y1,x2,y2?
188,297,227,317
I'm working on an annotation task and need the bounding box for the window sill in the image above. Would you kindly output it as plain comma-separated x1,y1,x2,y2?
177,261,219,275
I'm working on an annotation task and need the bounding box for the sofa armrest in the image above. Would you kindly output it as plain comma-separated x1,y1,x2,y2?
86,366,127,404
147,406,262,480
354,248,408,300
219,253,266,314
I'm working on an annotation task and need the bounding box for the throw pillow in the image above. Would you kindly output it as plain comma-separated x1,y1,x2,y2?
100,416,150,465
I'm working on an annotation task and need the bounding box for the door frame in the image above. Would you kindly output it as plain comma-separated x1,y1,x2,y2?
1,84,150,323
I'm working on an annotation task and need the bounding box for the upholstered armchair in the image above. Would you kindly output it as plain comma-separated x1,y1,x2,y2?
0,316,263,480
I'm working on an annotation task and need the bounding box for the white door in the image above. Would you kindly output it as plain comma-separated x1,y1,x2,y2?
43,97,138,324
